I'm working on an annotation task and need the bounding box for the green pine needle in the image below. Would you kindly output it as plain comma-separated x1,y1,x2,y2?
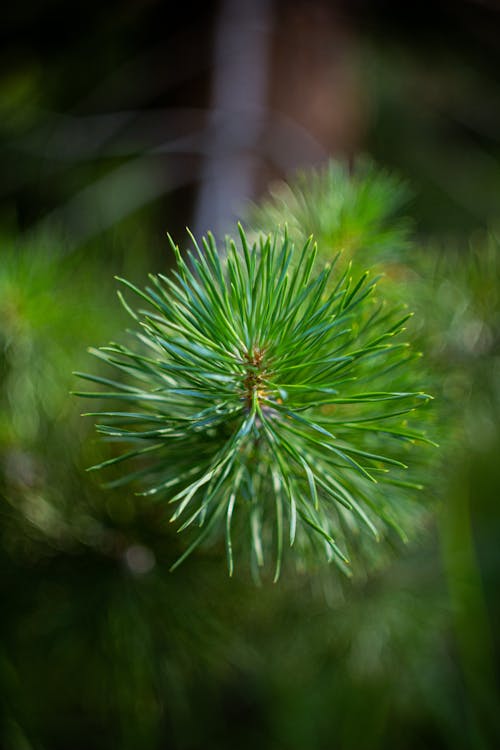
75,225,433,579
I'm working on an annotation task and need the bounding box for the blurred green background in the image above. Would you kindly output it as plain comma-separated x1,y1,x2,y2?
1,1,500,748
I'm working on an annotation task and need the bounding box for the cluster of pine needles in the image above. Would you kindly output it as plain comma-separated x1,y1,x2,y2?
75,224,434,580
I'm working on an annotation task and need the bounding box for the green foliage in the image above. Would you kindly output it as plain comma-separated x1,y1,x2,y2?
251,158,413,266
1,159,499,750
410,232,500,459
2,2,500,743
75,226,434,579
416,232,500,366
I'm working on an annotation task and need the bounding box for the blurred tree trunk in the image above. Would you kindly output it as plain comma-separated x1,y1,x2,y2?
194,0,364,239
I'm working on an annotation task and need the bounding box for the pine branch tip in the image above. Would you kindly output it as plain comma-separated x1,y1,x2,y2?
73,210,436,579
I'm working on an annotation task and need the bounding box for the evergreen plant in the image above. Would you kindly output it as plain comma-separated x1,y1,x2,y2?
74,180,435,580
